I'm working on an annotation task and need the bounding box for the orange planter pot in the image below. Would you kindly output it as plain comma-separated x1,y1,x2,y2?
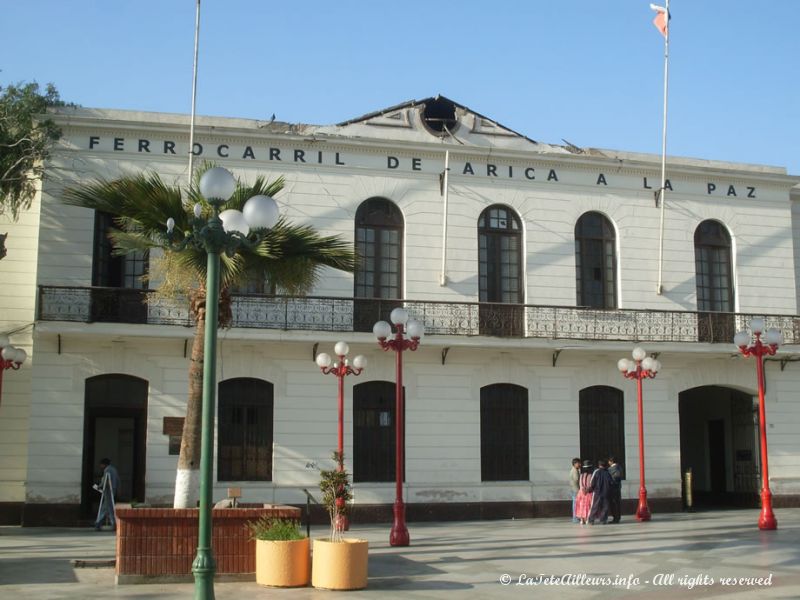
255,537,310,587
311,538,368,590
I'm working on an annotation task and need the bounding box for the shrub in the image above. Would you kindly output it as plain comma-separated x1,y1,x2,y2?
319,451,353,543
247,517,304,541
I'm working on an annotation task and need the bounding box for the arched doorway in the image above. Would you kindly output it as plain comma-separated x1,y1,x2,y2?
480,383,529,481
679,385,758,508
579,386,626,472
81,374,148,518
218,378,274,482
352,381,403,483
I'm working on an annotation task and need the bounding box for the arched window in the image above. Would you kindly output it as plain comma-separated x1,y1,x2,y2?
353,199,404,331
480,383,529,481
694,220,733,312
92,211,148,289
229,271,274,295
579,386,625,473
478,206,524,337
575,212,617,309
218,378,274,481
354,198,403,300
90,211,149,323
478,205,522,304
353,381,403,483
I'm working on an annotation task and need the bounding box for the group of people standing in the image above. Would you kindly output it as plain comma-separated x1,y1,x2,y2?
569,456,622,525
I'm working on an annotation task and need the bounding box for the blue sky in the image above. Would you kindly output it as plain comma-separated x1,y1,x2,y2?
2,1,798,174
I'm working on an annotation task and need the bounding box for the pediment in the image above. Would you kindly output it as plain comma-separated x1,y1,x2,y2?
470,115,518,138
325,95,543,150
358,108,413,129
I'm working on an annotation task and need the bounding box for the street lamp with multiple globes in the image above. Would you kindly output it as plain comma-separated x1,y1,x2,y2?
0,334,27,408
166,166,279,600
734,317,781,530
617,347,661,522
316,341,366,529
373,307,423,547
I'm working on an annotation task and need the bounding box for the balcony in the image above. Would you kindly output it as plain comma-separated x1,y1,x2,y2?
37,285,800,345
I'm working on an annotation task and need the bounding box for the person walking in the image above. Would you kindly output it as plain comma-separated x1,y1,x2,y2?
569,458,581,523
589,459,613,524
93,458,120,531
574,460,594,525
608,456,623,523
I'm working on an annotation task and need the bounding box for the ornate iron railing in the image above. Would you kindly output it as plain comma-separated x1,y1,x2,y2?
38,285,800,345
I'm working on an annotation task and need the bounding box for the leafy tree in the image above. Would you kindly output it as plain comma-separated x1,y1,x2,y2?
1,82,67,221
64,166,355,507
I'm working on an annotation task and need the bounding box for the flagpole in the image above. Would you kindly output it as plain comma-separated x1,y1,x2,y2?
655,0,670,295
187,0,201,184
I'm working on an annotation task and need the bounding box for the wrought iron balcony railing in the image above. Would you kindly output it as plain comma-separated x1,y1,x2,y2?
38,285,800,345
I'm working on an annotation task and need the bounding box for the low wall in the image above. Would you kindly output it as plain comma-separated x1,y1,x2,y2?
115,504,301,584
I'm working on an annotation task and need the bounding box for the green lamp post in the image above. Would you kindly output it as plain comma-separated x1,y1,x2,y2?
166,166,279,599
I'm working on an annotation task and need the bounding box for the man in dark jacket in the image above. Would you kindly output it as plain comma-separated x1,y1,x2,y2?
608,456,623,523
588,459,613,524
93,458,120,531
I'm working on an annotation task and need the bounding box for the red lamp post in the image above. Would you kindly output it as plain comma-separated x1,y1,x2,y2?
734,318,781,530
617,347,661,522
373,307,423,547
316,341,366,529
0,335,27,408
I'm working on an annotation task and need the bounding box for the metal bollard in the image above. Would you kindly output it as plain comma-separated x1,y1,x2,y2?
306,492,311,538
302,487,319,538
683,468,694,512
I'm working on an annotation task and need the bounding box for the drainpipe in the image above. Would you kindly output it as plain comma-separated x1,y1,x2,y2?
440,150,450,286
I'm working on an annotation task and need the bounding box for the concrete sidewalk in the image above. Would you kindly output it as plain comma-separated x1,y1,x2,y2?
1,508,798,599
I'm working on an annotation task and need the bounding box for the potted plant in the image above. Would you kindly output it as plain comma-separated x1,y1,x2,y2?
248,517,310,587
311,452,368,590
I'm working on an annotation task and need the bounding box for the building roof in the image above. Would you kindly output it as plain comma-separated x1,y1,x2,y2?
46,97,797,179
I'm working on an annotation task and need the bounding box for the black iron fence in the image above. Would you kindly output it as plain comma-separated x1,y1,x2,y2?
38,285,800,345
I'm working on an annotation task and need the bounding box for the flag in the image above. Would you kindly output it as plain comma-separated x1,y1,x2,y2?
650,3,669,38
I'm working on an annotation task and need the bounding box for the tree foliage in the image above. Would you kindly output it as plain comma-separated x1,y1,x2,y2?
1,82,68,220
62,165,356,507
62,166,355,302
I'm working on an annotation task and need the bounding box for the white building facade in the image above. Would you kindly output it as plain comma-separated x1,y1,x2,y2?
1,96,799,525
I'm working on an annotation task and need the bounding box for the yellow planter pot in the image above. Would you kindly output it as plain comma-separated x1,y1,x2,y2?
255,537,310,587
311,538,368,590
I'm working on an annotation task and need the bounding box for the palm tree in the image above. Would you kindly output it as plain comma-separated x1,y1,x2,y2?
64,166,355,507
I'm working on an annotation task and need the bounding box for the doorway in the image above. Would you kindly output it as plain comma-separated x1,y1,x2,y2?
353,381,404,483
81,374,148,519
707,419,726,494
678,386,758,508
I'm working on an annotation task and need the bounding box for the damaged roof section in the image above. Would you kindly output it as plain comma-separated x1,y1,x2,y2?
316,94,573,155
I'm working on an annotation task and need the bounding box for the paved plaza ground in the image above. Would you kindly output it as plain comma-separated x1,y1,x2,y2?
0,508,798,599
